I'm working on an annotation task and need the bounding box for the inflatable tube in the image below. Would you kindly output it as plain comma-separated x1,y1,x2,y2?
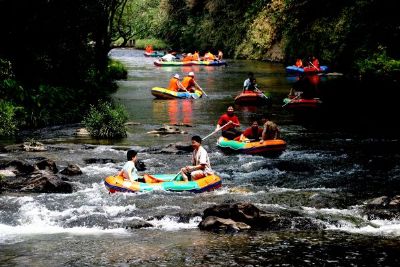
144,51,165,57
104,173,222,193
151,87,203,99
234,90,271,105
217,136,286,156
286,65,328,74
283,97,322,110
154,60,227,67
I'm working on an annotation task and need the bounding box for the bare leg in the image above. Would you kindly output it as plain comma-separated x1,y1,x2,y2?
180,168,189,182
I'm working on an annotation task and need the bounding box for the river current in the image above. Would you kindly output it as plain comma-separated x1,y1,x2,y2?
1,49,400,266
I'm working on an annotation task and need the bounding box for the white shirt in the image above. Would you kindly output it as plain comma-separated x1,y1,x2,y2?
192,146,213,174
161,54,176,62
121,161,138,180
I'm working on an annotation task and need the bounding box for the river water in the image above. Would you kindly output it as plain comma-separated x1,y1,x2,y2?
1,48,400,266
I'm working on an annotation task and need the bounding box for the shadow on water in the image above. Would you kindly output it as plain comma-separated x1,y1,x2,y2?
286,75,400,137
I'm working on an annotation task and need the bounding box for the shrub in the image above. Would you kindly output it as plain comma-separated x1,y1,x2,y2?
107,59,127,80
357,49,400,79
0,100,18,136
83,101,128,138
135,39,169,50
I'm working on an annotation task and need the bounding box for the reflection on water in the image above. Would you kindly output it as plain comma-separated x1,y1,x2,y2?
152,99,193,125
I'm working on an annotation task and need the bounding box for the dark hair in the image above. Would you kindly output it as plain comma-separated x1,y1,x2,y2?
248,72,254,77
192,135,202,143
127,150,137,161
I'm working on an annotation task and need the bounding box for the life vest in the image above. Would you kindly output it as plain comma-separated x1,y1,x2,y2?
181,76,195,89
168,78,180,91
182,55,193,62
312,59,320,68
295,59,303,68
193,52,199,60
205,52,215,60
145,45,153,53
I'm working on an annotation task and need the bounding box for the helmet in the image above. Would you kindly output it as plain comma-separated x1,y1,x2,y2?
174,74,180,79
188,72,195,77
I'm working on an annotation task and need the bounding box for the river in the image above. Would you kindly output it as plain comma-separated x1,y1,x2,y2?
1,48,400,266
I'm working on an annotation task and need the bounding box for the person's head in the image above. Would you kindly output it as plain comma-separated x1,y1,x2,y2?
174,73,180,79
127,150,137,161
250,120,259,129
248,72,254,79
261,116,269,125
188,71,195,77
226,105,234,116
191,135,202,149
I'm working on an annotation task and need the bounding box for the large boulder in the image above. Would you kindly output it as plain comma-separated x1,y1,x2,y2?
363,195,400,220
4,170,72,193
199,202,323,233
147,125,187,135
1,158,76,193
199,216,251,232
60,164,82,176
35,159,58,173
2,159,36,174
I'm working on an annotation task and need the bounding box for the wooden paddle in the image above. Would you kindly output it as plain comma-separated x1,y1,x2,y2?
202,121,232,141
194,80,208,97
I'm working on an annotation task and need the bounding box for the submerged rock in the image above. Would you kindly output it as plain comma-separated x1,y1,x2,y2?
60,164,82,176
199,202,323,233
3,141,47,152
199,216,251,232
1,159,36,174
124,219,154,229
363,195,400,220
35,159,58,173
74,128,90,136
147,124,187,135
0,158,79,194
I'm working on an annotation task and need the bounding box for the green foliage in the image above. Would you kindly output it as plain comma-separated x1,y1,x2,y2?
135,39,168,50
112,0,161,46
0,0,127,129
0,59,14,80
83,101,128,139
0,100,19,136
107,59,128,80
357,49,400,79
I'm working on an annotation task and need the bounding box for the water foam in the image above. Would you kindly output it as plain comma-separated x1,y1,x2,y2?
147,215,201,231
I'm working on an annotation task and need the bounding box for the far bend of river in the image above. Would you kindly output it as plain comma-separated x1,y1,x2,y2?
1,48,400,266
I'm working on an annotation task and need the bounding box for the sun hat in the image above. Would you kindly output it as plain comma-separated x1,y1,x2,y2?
174,74,180,79
188,72,194,77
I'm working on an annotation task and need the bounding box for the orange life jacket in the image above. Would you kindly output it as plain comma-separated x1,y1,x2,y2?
182,55,193,62
168,78,180,91
205,52,215,60
181,76,195,89
145,45,153,53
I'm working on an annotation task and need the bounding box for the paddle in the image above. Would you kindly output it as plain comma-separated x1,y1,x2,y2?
309,61,319,71
171,121,232,181
194,80,208,97
282,94,301,107
202,121,232,141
